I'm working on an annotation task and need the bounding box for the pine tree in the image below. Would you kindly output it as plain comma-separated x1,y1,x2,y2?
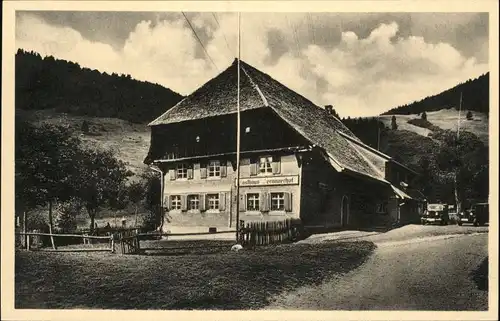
391,115,398,130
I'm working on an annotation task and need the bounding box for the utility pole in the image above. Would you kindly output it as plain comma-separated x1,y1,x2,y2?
454,92,463,214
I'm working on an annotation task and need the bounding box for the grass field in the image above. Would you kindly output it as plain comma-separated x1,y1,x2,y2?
379,109,489,144
15,241,375,310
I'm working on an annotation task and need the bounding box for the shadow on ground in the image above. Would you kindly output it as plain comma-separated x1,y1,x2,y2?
470,257,488,291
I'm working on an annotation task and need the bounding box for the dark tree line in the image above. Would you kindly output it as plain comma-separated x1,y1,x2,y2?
341,116,387,150
381,73,489,116
15,49,184,123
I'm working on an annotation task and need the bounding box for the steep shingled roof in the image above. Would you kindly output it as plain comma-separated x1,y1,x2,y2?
149,59,389,182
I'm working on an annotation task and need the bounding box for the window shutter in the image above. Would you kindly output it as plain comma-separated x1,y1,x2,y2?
272,157,281,174
284,192,292,212
250,158,258,176
164,195,170,210
199,194,206,211
205,194,210,210
239,194,246,212
187,167,194,179
219,192,226,211
169,169,176,181
181,195,187,211
200,162,207,179
260,192,269,212
220,161,227,177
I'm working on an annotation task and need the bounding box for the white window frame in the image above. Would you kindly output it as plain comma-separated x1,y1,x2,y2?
188,195,200,211
208,160,221,178
176,163,188,179
258,156,273,175
270,192,285,211
207,194,220,211
170,195,182,211
246,193,260,212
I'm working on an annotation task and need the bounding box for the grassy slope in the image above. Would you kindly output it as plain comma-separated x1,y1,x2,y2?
15,241,375,310
18,109,151,179
379,109,489,145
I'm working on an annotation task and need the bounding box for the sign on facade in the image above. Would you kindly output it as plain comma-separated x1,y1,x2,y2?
238,175,299,187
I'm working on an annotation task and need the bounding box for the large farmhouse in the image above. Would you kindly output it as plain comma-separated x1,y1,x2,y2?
144,59,424,231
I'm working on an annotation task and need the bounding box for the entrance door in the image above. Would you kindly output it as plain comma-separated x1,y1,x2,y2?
341,195,350,227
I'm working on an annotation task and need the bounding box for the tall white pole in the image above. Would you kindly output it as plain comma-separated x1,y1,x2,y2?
454,92,463,214
235,12,242,243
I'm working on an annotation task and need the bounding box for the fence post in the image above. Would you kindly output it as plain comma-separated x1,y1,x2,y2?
111,237,115,253
135,231,141,253
26,234,30,251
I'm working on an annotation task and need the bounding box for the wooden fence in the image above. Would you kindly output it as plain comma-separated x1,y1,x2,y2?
238,218,303,247
15,218,304,255
16,231,114,252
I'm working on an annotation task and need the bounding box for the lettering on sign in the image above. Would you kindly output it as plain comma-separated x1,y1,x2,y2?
238,175,299,187
427,204,445,211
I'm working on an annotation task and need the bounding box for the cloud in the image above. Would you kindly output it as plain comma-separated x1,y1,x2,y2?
303,22,488,117
16,13,488,118
16,13,214,94
16,14,121,74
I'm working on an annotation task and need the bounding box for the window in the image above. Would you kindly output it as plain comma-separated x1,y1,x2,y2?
188,195,199,210
170,195,181,210
271,192,285,211
176,163,188,179
376,202,388,214
208,160,221,177
246,193,260,211
207,194,220,210
259,156,273,174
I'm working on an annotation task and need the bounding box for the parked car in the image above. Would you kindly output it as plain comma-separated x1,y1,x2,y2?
421,203,449,225
458,202,489,226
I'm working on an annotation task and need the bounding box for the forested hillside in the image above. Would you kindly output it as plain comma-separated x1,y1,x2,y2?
15,49,184,123
382,73,489,115
341,113,488,206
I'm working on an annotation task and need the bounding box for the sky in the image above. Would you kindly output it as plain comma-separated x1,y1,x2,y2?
15,11,489,117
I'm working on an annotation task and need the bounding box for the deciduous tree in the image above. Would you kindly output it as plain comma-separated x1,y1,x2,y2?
73,148,133,233
15,120,81,248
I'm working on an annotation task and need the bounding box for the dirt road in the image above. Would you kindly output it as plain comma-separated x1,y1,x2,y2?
268,226,488,310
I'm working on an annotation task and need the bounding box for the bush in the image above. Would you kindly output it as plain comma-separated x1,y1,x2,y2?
81,120,90,133
407,118,441,131
54,198,82,233
466,111,473,120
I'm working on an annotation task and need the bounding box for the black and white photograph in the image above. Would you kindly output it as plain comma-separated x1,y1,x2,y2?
1,1,498,320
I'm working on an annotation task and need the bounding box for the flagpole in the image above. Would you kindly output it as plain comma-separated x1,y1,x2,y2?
235,12,241,243
454,92,463,214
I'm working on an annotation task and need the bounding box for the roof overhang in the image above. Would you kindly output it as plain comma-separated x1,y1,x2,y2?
337,130,420,176
151,146,310,164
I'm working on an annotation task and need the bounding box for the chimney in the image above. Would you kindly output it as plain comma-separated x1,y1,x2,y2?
325,105,334,115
